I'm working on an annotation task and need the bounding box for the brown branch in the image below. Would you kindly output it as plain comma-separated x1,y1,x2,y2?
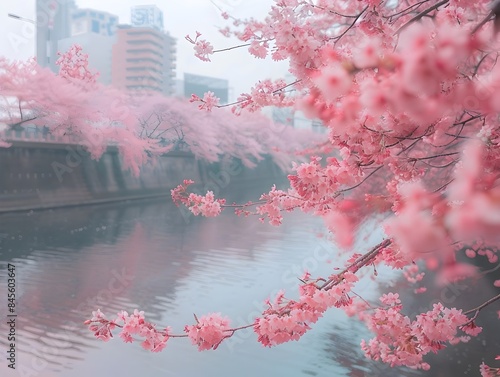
471,10,494,35
419,158,458,169
320,239,392,290
332,6,369,44
407,151,459,162
384,0,431,20
432,178,454,193
212,39,274,53
198,79,302,109
337,166,383,194
395,0,449,35
309,3,363,18
461,292,500,326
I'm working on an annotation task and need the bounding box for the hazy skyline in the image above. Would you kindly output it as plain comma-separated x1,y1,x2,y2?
2,0,289,99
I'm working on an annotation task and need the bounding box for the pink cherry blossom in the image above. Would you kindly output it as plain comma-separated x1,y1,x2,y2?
194,40,214,61
312,64,352,101
59,0,500,372
198,91,220,111
248,41,268,59
185,32,214,62
185,313,232,351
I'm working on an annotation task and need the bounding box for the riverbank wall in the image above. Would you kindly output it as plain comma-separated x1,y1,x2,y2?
0,130,284,213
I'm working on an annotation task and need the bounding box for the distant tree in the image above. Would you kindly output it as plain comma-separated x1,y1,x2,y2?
0,47,315,175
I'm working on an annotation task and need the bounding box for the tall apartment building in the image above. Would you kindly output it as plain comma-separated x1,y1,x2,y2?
36,0,76,72
57,9,118,85
111,6,176,95
35,2,176,93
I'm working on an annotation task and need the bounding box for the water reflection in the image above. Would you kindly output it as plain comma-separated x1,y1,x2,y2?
0,181,347,376
0,181,497,376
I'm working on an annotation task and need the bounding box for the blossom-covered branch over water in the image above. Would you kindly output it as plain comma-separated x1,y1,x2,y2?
48,0,500,373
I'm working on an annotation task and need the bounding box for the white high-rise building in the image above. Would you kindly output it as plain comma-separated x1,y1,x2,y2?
58,34,115,85
111,5,176,95
36,0,76,72
112,25,176,95
71,9,118,36
57,9,118,85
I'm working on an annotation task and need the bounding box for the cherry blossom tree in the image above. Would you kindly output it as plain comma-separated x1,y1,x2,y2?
0,47,317,175
80,0,500,373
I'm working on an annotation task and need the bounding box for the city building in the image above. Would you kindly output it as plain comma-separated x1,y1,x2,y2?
183,73,229,104
36,0,76,72
111,5,176,95
111,25,176,95
58,34,116,85
35,2,176,94
161,32,176,95
131,5,164,31
57,9,118,85
70,8,118,36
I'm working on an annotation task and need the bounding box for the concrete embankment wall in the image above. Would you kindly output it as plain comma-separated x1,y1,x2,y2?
0,136,283,213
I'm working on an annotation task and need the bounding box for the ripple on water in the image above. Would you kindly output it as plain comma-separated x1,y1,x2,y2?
1,189,495,376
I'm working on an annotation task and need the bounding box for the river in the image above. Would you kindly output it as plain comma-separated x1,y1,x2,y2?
0,181,497,377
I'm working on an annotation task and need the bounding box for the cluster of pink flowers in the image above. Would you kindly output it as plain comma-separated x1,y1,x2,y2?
85,310,240,353
81,0,500,373
185,32,214,62
254,272,358,346
85,309,115,342
248,41,269,59
170,179,194,204
171,180,226,217
255,185,297,226
249,79,295,108
230,79,297,114
84,309,171,352
199,91,220,112
117,310,171,352
186,192,225,217
481,362,500,376
189,91,221,111
56,44,99,85
85,270,361,351
361,295,481,370
184,313,232,351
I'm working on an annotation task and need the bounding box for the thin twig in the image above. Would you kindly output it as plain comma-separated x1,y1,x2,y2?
395,0,449,35
464,293,500,315
471,10,494,35
332,6,368,44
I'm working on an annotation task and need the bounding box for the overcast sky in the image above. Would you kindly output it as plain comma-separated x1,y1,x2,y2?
1,0,289,98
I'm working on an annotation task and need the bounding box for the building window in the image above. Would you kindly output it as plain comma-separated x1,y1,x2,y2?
126,75,163,83
73,11,86,19
127,31,162,40
126,48,163,58
127,66,162,73
126,40,162,49
91,20,100,33
126,85,161,92
126,58,162,66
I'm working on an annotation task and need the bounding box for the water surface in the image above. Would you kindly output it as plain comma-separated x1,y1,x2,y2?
0,182,497,377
